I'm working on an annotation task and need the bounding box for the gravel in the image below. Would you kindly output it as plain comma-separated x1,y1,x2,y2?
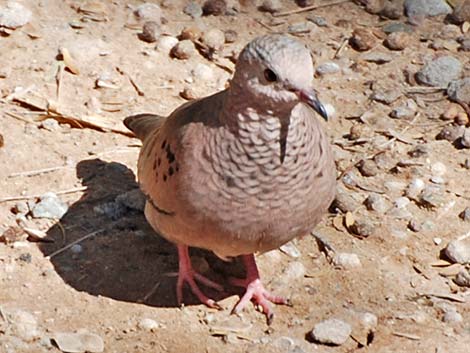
333,252,362,269
454,268,470,287
445,238,470,264
416,56,462,87
31,192,68,219
315,62,341,76
404,0,452,18
0,1,32,29
310,318,352,346
183,2,203,18
447,77,470,105
171,40,196,59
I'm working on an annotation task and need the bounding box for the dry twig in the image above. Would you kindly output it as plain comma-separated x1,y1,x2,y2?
46,229,104,259
274,0,350,17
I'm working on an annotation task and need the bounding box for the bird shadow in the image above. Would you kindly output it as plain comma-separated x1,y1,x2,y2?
38,158,243,308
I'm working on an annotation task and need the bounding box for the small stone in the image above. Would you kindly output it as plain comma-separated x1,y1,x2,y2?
460,128,470,148
171,40,196,59
431,162,447,176
287,22,312,34
442,104,461,120
349,124,364,140
134,2,162,24
116,188,145,212
31,192,68,219
416,56,462,87
183,2,203,18
282,261,306,279
459,207,470,222
408,219,422,232
0,1,32,29
447,78,470,105
350,28,377,51
279,241,301,258
454,268,470,287
180,87,198,100
40,118,60,131
418,186,446,208
138,318,159,331
455,112,469,126
331,192,360,213
295,0,311,7
202,0,227,16
383,22,413,34
310,319,352,346
445,238,470,264
70,244,83,254
357,159,378,177
404,0,451,19
191,63,214,81
52,331,104,353
380,1,403,19
408,145,428,158
350,219,375,238
224,29,237,43
316,62,340,76
201,28,225,51
306,15,327,27
93,201,126,220
459,39,470,51
436,125,464,142
5,308,40,342
364,193,390,213
180,27,201,41
18,252,32,263
13,201,29,215
371,88,401,104
360,51,394,64
390,105,416,119
443,310,463,323
156,35,179,55
138,21,160,43
259,0,282,13
333,253,362,269
450,1,470,24
384,32,411,50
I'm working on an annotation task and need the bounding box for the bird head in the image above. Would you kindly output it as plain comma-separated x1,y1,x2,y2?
231,34,328,120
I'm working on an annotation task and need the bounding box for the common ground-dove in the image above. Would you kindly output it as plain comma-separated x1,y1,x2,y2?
124,34,336,323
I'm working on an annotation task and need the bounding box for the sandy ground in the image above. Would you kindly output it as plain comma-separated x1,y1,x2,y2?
1,1,470,352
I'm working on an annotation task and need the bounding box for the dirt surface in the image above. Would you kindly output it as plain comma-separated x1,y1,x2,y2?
1,1,470,352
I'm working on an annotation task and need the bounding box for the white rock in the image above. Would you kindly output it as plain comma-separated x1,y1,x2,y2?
316,62,340,76
431,162,447,176
282,261,306,279
324,103,336,120
5,309,40,342
279,241,300,258
156,35,178,54
445,238,470,264
138,318,159,331
333,253,362,269
52,331,104,353
310,319,352,346
394,197,411,209
191,63,214,81
0,1,32,29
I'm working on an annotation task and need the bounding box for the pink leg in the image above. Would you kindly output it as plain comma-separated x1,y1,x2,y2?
231,254,289,324
176,244,223,308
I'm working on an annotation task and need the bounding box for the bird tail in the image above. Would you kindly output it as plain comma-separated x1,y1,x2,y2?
123,114,164,141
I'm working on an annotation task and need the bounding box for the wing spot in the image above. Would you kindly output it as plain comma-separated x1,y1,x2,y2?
168,166,174,176
163,174,167,182
161,140,167,149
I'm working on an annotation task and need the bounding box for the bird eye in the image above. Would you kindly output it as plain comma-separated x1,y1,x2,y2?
264,69,277,82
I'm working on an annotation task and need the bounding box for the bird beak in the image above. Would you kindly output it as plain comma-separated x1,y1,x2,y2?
298,90,328,121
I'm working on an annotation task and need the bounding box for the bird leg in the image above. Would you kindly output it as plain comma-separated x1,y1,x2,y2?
176,244,223,308
231,254,289,324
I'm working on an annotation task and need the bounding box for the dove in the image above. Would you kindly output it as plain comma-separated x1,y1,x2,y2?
124,34,336,323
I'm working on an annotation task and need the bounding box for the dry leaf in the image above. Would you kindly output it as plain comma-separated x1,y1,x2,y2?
438,263,463,277
59,47,80,75
344,211,355,229
463,22,470,33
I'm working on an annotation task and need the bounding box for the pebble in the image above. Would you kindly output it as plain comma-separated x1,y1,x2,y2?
180,27,202,42
333,252,362,269
155,35,179,55
0,1,32,29
380,2,403,19
331,191,360,213
364,193,390,213
459,39,470,51
201,28,225,51
171,40,196,59
259,0,282,13
404,0,451,19
93,201,126,220
360,51,394,64
383,22,413,34
306,15,327,27
316,62,340,76
408,219,422,232
180,87,198,100
31,192,68,219
137,318,159,331
282,261,306,280
202,0,227,16
287,22,312,34
441,103,461,120
454,268,470,287
183,2,203,18
4,308,40,342
133,2,162,24
416,56,462,87
310,319,351,346
350,28,376,51
445,238,470,264
138,21,160,43
419,186,446,208
40,118,61,131
224,29,237,43
371,87,401,104
279,241,301,258
350,219,375,238
384,32,411,50
447,78,470,105
13,201,29,215
431,162,447,177
390,101,417,119
443,310,463,323
450,1,470,23
460,128,470,148
191,63,214,81
52,331,104,353
115,188,146,211
357,159,378,177
436,125,464,142
394,196,411,209
70,244,83,254
455,112,469,126
459,207,470,222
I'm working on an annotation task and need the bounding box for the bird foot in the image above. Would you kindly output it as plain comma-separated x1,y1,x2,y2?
176,245,223,309
230,255,289,325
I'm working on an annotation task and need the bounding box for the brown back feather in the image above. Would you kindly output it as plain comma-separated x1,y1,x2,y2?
123,114,165,141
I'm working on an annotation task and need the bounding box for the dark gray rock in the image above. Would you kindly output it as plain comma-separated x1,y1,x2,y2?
416,56,462,87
